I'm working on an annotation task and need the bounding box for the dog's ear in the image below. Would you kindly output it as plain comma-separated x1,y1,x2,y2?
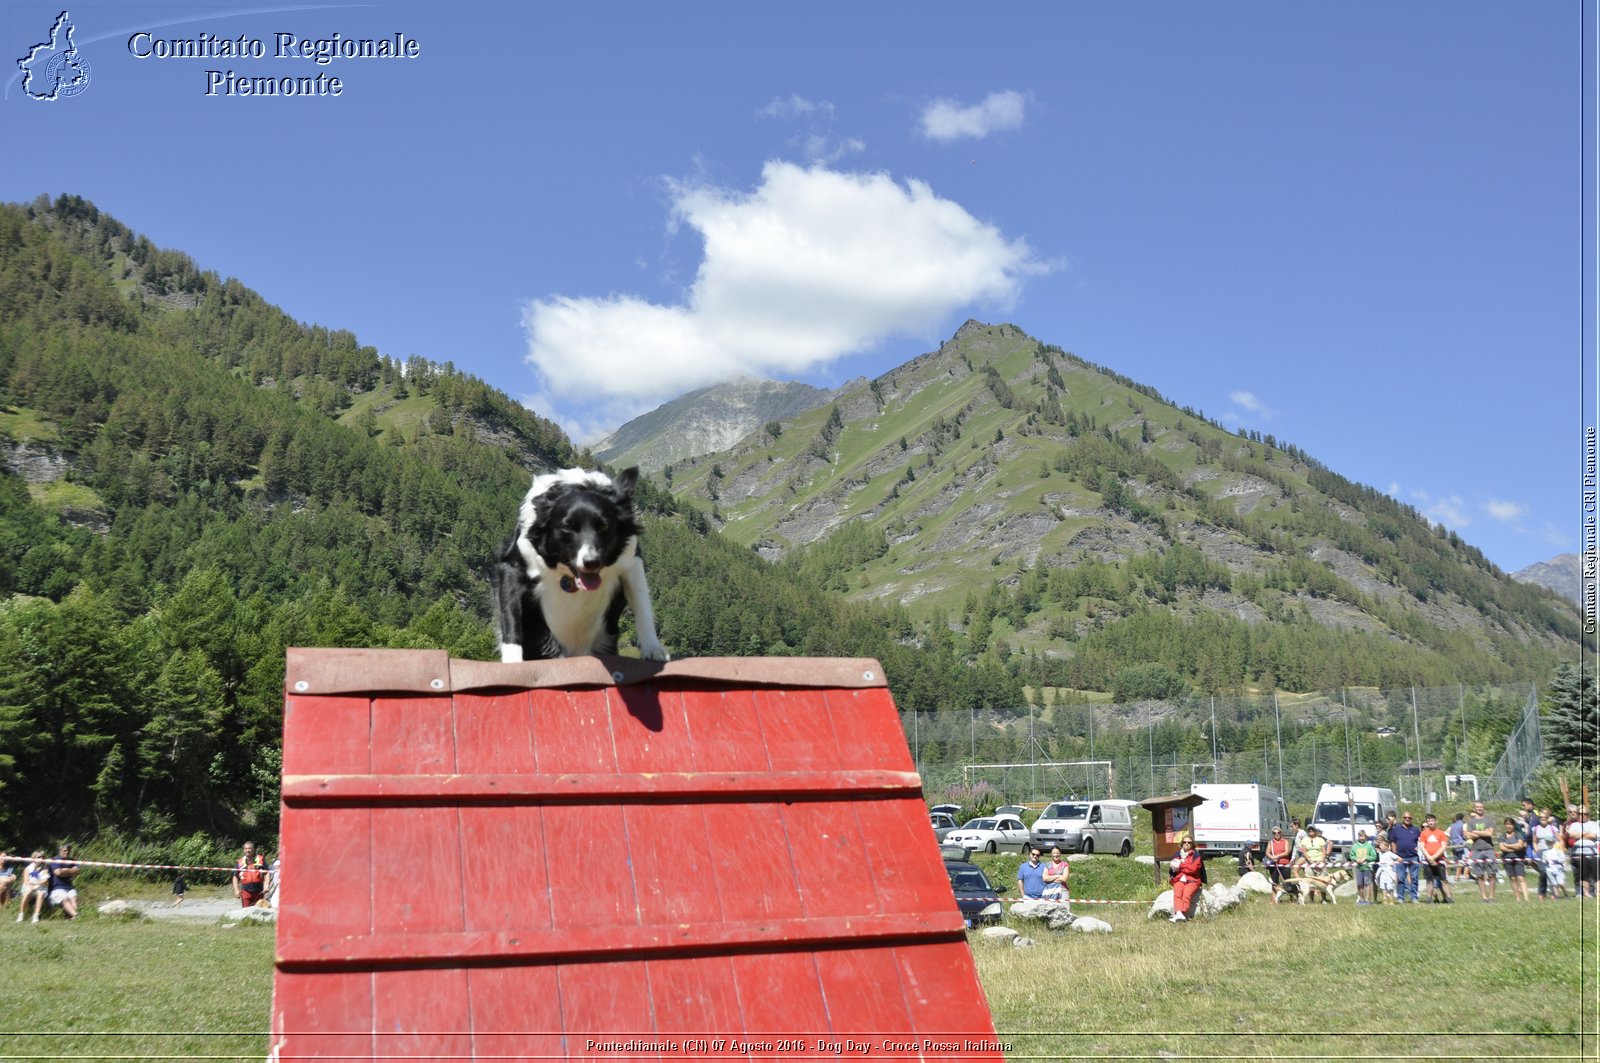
613,466,639,502
527,482,572,533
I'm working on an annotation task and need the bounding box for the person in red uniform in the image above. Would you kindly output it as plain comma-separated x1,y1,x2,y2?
234,841,267,908
1168,836,1205,922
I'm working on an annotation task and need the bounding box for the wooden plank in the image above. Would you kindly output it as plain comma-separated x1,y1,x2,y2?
559,963,662,1060
893,943,1003,1047
730,952,829,1047
282,694,369,776
782,800,880,918
460,806,552,933
753,688,841,770
452,690,538,774
281,769,923,803
371,695,455,776
278,806,371,946
373,967,472,1060
542,802,634,930
703,800,804,924
466,965,565,1059
276,912,966,968
531,688,616,774
271,970,372,1061
623,802,717,926
854,795,952,915
828,688,916,771
814,946,917,1034
680,687,766,772
644,955,745,1049
372,807,463,935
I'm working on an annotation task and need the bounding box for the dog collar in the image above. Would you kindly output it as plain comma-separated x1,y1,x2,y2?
559,575,579,593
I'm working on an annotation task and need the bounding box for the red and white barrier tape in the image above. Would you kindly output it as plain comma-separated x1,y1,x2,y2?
0,855,246,874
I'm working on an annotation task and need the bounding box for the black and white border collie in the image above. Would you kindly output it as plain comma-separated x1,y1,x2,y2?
492,466,669,663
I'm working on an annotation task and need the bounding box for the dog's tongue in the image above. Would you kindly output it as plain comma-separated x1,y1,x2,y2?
577,573,602,591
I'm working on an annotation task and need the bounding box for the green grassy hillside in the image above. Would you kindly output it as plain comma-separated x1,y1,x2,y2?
665,321,1581,691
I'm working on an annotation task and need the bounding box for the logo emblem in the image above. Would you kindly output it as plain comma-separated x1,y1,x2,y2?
18,11,91,101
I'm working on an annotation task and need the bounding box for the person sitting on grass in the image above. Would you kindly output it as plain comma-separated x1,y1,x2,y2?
0,850,14,908
17,851,48,923
47,844,80,920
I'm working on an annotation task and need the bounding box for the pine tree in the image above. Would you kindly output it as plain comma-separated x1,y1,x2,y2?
1543,661,1597,767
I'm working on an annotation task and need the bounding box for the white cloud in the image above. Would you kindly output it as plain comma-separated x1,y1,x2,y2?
803,133,866,165
523,161,1047,438
1228,390,1276,420
1486,499,1527,522
758,94,864,165
1410,489,1471,529
920,90,1027,142
757,94,835,121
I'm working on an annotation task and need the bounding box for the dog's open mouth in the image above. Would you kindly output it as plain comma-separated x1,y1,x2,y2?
561,572,603,592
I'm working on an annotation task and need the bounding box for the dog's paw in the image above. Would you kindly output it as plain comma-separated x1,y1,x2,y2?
639,640,671,662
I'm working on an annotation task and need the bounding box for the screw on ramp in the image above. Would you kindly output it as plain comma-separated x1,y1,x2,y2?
271,648,1003,1061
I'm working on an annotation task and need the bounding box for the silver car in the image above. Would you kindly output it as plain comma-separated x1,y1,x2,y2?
943,815,1031,854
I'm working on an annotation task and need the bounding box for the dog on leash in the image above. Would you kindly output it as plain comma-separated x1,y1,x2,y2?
492,467,669,663
1282,867,1350,905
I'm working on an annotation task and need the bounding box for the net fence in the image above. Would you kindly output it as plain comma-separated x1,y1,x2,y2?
901,681,1541,811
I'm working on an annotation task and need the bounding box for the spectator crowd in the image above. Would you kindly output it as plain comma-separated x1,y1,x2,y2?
1260,799,1596,905
0,841,281,921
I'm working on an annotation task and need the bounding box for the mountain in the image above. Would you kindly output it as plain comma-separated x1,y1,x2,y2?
0,195,1028,843
663,320,1583,692
0,195,1584,851
593,377,836,471
1513,553,1583,605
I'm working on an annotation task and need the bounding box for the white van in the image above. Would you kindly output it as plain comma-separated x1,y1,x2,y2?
1310,784,1397,858
1029,799,1136,856
1191,784,1290,860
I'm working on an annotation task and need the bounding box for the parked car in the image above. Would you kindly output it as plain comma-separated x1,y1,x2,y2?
944,860,1006,927
943,814,1030,854
929,812,959,844
995,805,1028,817
1030,799,1137,855
930,803,963,819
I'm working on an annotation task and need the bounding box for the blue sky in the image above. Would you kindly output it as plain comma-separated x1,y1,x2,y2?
1,1,1589,576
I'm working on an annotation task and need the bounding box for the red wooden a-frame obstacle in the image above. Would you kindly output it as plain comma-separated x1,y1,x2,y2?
270,648,1004,1061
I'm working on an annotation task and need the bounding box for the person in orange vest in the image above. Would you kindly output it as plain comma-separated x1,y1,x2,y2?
234,841,267,908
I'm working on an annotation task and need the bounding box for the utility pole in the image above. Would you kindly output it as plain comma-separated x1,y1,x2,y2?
1411,687,1428,815
1210,696,1219,782
1273,691,1285,800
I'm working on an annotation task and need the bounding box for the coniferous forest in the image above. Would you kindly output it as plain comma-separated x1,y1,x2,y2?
0,196,1582,850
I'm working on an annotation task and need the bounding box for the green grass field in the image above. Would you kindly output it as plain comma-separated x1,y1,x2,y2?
0,868,1591,1061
